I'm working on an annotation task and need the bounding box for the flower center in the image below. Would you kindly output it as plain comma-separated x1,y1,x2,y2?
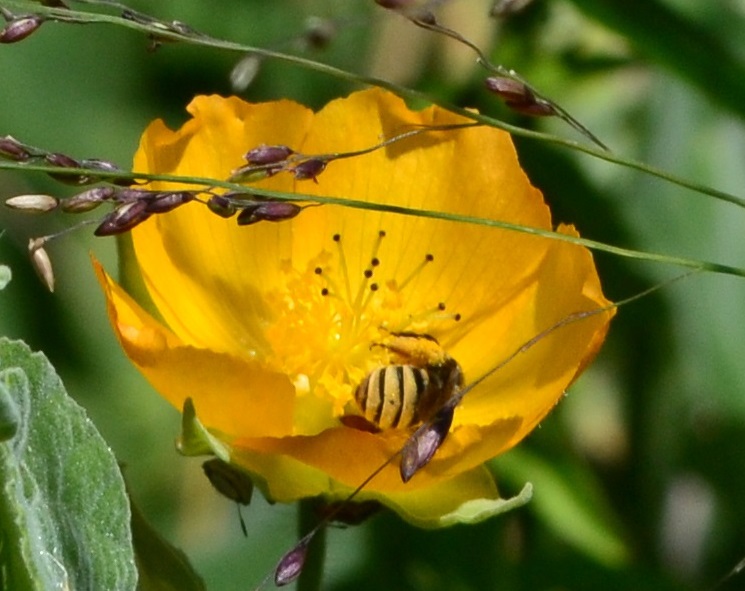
261,230,461,433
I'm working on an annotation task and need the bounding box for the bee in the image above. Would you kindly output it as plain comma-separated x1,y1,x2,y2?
351,332,464,431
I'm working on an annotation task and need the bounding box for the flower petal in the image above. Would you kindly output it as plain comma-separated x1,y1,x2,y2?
105,88,614,524
94,259,296,438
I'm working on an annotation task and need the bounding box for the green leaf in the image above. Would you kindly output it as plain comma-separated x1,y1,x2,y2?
493,448,630,568
566,0,745,122
130,493,206,591
176,397,231,462
0,338,137,590
435,482,533,527
0,265,10,291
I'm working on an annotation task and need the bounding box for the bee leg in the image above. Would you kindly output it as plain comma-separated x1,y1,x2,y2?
340,414,381,433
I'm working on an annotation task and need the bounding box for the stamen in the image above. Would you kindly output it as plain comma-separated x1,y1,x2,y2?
369,231,386,267
398,253,434,291
403,303,462,327
314,261,343,301
350,230,387,329
333,233,353,303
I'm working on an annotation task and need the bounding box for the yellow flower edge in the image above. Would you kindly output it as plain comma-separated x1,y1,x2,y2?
97,88,613,526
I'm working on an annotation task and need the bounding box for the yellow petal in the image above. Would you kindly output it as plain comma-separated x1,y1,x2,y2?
103,88,614,523
94,259,296,438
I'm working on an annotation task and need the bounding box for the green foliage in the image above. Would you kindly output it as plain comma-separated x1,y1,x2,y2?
495,449,628,568
0,338,136,590
2,1,745,590
130,494,206,591
0,266,9,291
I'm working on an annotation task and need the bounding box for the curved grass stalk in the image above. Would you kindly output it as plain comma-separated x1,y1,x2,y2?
2,0,745,210
3,159,745,280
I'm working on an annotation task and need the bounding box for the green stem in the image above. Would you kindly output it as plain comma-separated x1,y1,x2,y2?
4,159,745,279
5,0,745,209
296,500,326,591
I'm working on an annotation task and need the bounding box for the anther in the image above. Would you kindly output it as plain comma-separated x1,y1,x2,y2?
438,302,446,311
370,283,379,291
371,257,380,267
454,314,461,322
398,252,435,290
333,234,341,242
314,267,323,275
363,269,373,279
321,288,330,296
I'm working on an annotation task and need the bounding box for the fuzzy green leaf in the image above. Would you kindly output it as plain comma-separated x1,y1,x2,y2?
434,482,533,527
0,338,137,590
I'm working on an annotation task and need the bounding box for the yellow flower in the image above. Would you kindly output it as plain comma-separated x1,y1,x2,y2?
96,88,612,527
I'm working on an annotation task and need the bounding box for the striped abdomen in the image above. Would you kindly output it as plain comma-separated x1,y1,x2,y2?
354,365,432,430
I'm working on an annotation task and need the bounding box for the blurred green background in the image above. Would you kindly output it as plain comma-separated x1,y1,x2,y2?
2,0,745,589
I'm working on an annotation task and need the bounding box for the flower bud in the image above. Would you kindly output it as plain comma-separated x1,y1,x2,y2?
303,17,336,50
80,158,131,185
144,191,194,214
0,136,31,161
236,202,302,226
230,53,262,92
114,188,152,203
61,186,116,213
275,536,312,586
45,152,79,168
28,239,54,293
484,77,556,117
244,144,293,165
45,153,93,185
228,164,273,183
292,158,326,181
4,194,59,213
94,201,151,236
206,194,237,218
202,459,254,505
0,16,44,44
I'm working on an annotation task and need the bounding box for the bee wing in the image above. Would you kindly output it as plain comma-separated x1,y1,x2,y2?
399,403,455,483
